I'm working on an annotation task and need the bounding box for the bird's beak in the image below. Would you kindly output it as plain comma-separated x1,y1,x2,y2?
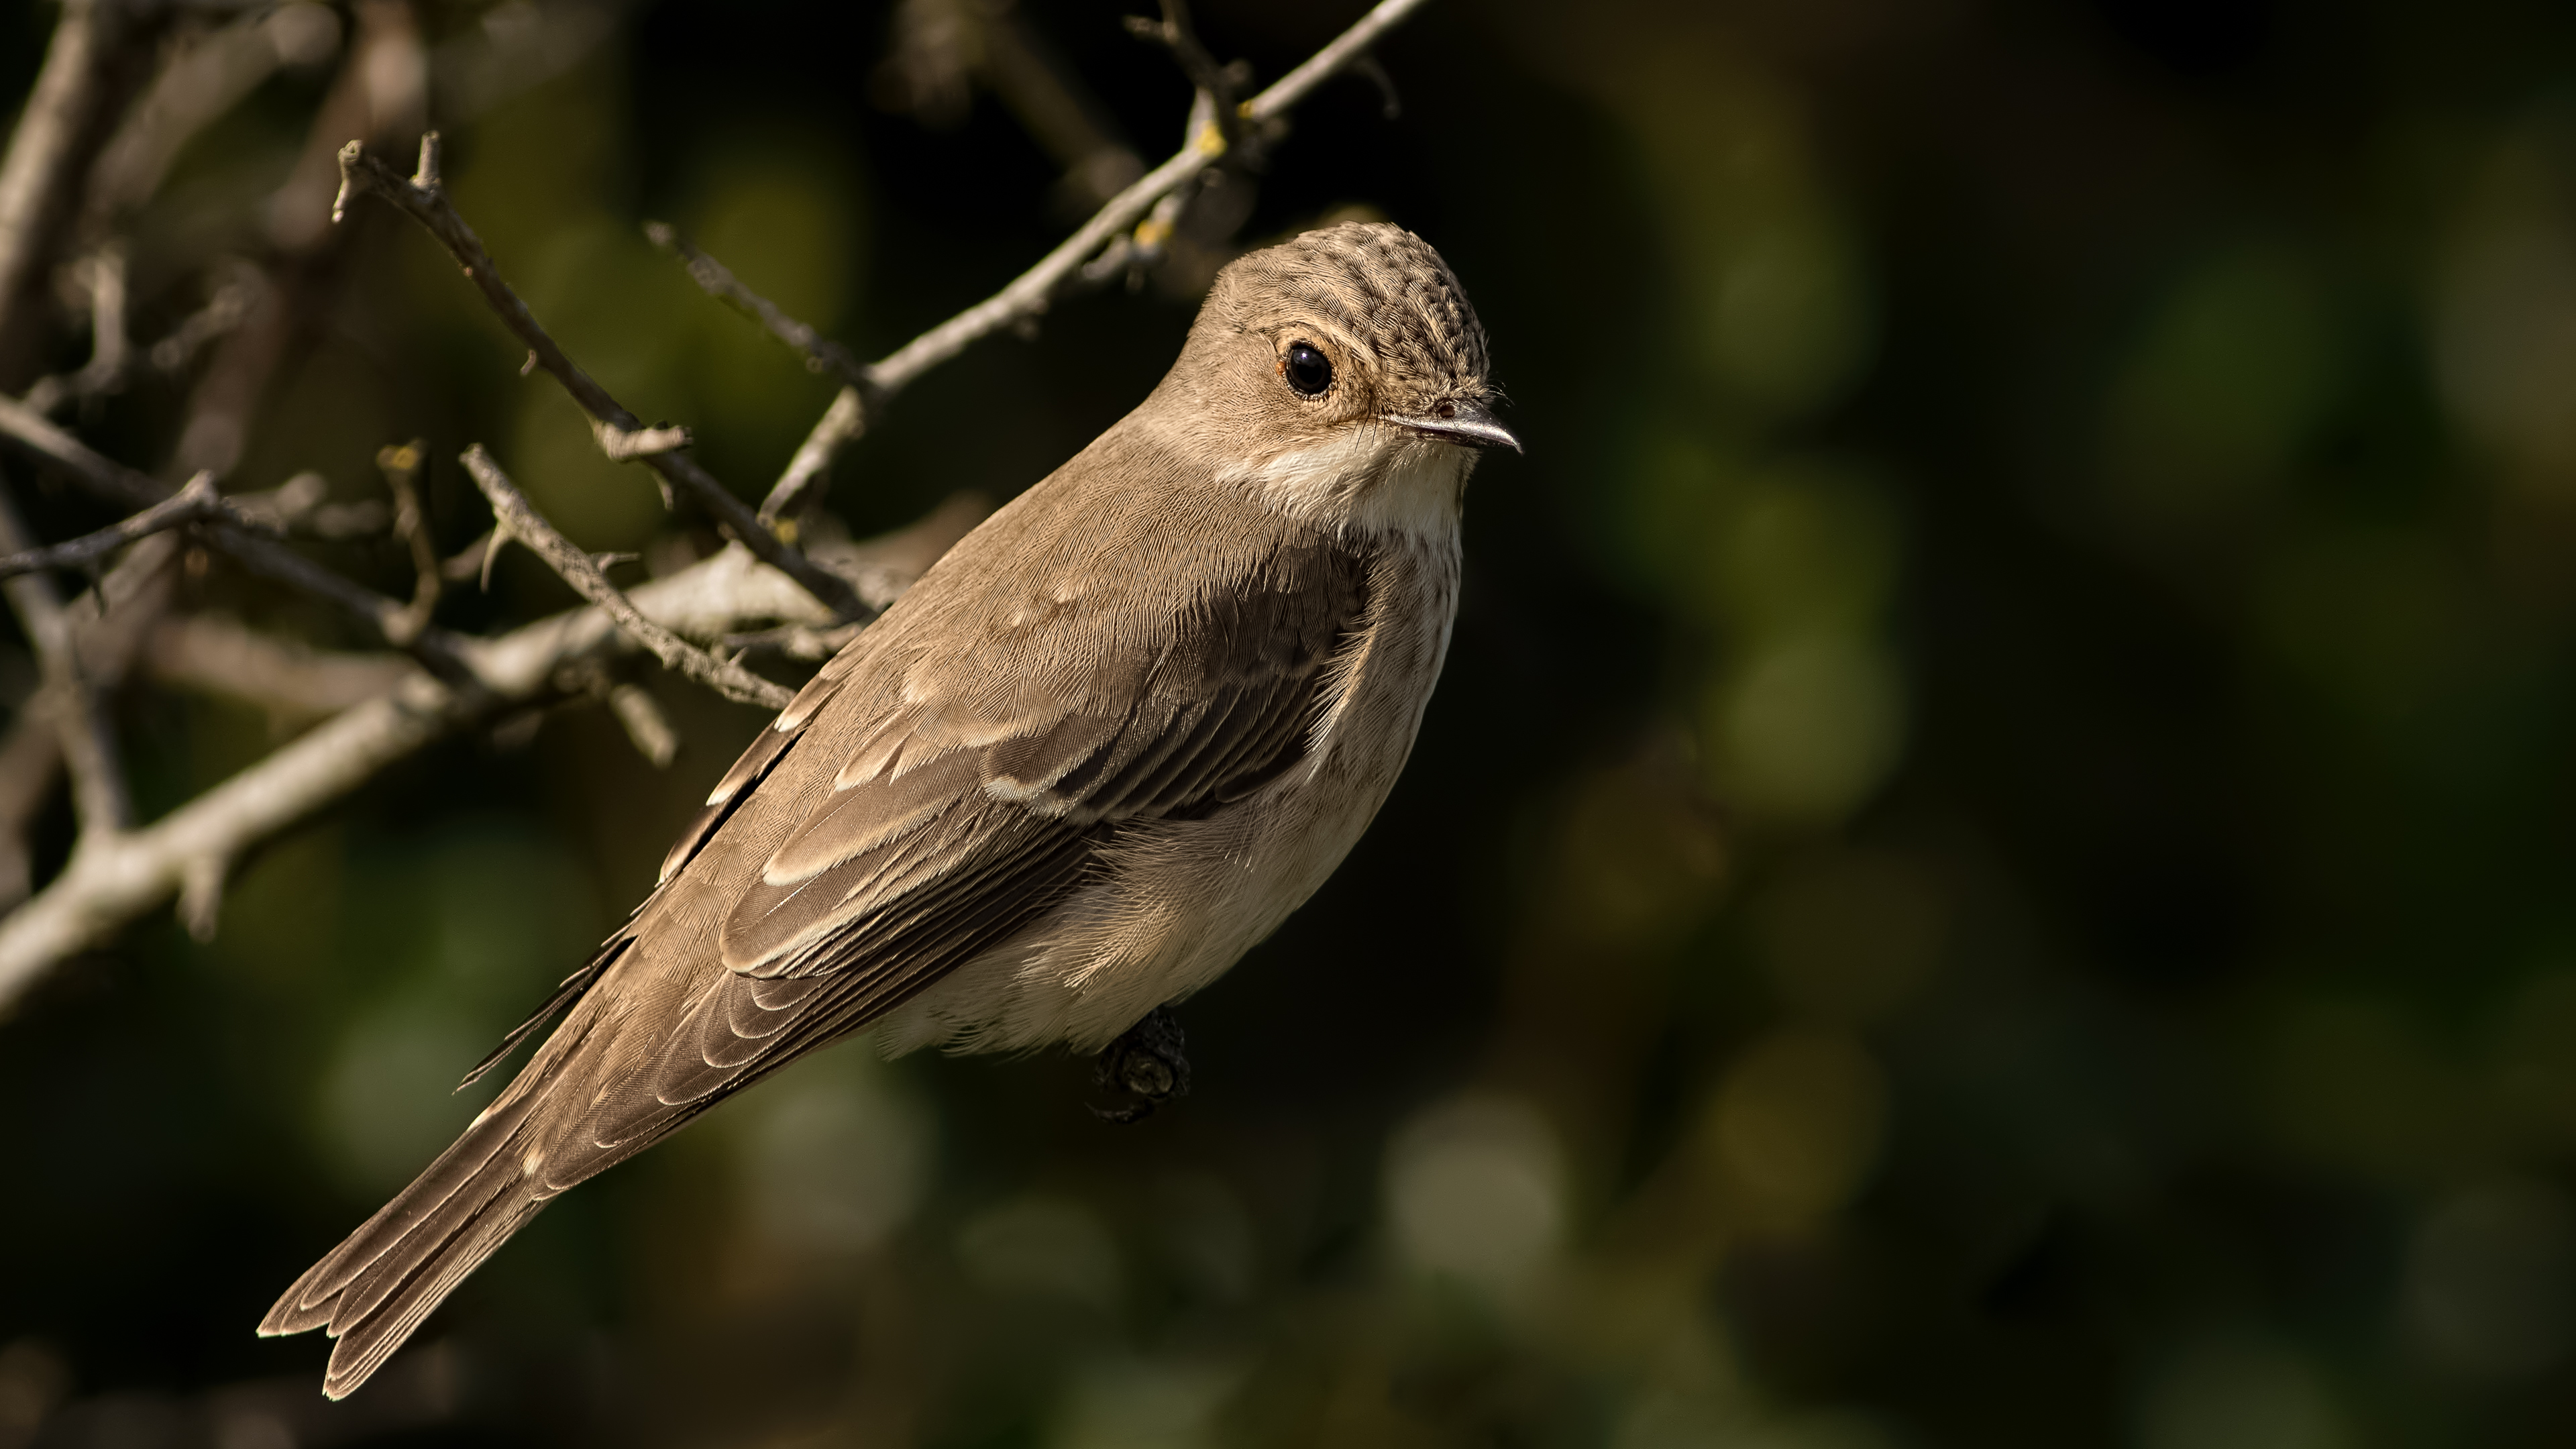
1384,399,1522,453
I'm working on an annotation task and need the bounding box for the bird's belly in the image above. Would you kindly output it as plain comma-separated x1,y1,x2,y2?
876,532,1460,1057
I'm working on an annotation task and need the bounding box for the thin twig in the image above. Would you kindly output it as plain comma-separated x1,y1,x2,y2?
460,445,792,710
763,383,864,528
644,221,867,390
0,472,237,581
329,132,870,621
755,0,1432,522
0,476,128,841
0,391,154,508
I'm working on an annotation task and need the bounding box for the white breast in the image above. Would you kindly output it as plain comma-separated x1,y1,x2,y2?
877,523,1464,1057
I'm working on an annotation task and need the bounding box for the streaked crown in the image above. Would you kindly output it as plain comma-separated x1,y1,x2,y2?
1245,222,1493,400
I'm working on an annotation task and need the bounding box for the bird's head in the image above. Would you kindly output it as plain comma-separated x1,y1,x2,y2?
1155,221,1516,537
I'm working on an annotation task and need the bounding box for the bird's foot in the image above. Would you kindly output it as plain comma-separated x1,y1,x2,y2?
1091,1007,1190,1124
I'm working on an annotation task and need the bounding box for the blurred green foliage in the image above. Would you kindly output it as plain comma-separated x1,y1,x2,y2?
7,0,2576,1446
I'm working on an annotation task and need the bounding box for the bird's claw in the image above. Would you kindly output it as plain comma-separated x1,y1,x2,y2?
1091,1006,1190,1124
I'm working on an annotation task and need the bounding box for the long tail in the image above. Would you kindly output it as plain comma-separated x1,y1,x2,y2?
257,1080,555,1399
260,937,641,1398
262,916,856,1395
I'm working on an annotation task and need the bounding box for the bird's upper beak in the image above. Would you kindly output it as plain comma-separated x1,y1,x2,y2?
1385,398,1521,453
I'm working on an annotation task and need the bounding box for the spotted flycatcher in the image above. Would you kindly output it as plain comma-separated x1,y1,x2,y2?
262,221,1515,1397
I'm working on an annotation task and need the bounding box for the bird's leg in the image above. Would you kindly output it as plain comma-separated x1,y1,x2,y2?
1091,1006,1191,1124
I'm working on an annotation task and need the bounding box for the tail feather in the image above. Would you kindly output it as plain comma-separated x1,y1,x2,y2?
321,1189,543,1400
260,1084,550,1399
330,1167,520,1334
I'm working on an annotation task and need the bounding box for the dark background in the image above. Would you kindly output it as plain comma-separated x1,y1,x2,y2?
5,0,2576,1444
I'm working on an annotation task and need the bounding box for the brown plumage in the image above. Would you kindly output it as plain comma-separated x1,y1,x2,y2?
259,221,1515,1398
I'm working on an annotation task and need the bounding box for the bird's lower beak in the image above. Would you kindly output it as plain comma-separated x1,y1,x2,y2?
1385,400,1522,453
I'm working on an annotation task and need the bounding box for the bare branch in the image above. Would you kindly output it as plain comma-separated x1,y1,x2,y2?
868,0,1427,386
328,135,871,621
460,445,793,710
0,478,128,841
0,472,240,582
0,674,458,995
1082,89,1217,285
460,538,833,698
1248,0,1429,121
143,614,409,722
437,527,496,583
62,246,129,399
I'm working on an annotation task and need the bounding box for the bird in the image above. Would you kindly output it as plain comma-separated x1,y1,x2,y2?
259,220,1516,1398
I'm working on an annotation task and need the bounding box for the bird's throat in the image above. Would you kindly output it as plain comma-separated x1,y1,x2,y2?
1224,426,1472,540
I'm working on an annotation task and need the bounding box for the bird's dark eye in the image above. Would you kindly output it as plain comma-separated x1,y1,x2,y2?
1282,341,1332,397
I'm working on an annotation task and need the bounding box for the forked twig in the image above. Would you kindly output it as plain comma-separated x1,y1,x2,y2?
460,445,793,711
0,470,239,580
